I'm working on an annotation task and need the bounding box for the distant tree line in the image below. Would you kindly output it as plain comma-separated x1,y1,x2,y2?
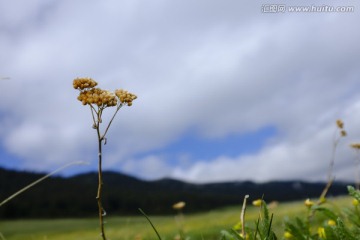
0,168,350,219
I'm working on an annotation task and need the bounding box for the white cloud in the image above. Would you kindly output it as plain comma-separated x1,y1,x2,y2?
0,0,360,182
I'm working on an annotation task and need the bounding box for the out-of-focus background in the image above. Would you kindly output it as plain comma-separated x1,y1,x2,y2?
1,0,360,184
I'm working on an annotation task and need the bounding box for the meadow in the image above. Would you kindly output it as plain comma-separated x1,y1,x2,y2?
0,196,352,240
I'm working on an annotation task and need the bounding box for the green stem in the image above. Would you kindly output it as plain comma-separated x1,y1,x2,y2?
0,161,88,207
139,208,162,240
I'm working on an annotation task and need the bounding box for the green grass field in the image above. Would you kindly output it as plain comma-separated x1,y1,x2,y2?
0,196,352,240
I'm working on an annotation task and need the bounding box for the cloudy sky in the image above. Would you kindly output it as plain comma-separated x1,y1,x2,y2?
0,0,360,183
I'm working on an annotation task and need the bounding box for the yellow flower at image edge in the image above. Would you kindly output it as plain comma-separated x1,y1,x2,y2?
352,199,359,206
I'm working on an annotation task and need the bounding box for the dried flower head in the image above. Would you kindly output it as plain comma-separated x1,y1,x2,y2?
73,77,98,90
77,88,117,107
172,201,186,210
115,89,137,106
336,119,344,129
340,130,347,137
350,143,360,150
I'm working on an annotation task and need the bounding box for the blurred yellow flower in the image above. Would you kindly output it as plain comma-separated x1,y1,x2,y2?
283,231,293,239
304,198,314,208
327,219,336,226
172,201,186,210
318,227,326,238
352,199,359,206
319,196,326,204
252,199,262,207
239,233,250,240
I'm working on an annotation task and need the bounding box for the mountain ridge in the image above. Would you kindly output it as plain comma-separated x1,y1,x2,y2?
0,167,352,219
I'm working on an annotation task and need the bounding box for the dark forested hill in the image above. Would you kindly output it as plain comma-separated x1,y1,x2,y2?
0,167,351,219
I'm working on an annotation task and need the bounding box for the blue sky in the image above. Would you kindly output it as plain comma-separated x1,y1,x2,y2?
1,0,360,183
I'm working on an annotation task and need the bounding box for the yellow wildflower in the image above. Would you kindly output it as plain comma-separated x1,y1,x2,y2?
352,199,359,206
318,227,326,238
327,219,336,226
252,199,262,207
319,196,326,204
239,233,250,240
304,198,314,208
284,231,293,239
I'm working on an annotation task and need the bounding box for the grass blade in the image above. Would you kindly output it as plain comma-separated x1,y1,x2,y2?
139,208,162,240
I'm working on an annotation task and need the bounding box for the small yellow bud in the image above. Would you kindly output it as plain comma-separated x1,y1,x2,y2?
252,199,262,207
352,199,359,206
304,198,314,208
319,197,326,204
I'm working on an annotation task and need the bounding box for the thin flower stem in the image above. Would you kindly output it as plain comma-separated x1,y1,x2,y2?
102,104,122,140
90,105,98,127
96,123,107,240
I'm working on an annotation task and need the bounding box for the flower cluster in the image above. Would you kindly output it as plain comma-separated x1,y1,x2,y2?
77,88,117,107
73,77,98,90
115,89,137,106
73,78,137,108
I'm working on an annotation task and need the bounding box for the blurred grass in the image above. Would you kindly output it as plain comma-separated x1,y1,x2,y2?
0,195,351,240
